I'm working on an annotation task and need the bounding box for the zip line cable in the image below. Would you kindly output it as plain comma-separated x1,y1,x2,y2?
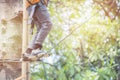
47,11,99,53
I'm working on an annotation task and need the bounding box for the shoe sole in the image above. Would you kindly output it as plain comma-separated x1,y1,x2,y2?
29,53,50,61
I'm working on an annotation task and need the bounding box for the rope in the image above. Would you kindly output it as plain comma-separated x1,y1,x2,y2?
47,11,98,53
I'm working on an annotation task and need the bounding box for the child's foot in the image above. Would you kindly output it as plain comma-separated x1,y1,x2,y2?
20,50,50,61
30,50,50,61
20,53,31,61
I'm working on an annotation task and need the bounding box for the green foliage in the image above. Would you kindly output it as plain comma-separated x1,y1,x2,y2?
31,0,119,80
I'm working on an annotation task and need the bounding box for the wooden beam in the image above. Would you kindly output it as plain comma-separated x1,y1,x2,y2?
22,0,30,80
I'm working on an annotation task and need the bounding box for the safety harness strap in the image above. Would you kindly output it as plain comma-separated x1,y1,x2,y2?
27,0,33,5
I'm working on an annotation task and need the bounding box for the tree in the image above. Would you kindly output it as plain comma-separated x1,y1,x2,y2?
30,0,119,80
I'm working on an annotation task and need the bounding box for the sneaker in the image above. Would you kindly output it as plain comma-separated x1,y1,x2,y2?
20,53,31,61
30,50,50,61
20,50,50,61
21,50,43,61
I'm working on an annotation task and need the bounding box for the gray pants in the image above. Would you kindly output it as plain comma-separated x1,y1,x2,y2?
27,2,52,49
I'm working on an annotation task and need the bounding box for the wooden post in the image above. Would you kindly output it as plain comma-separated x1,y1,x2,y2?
22,0,30,80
